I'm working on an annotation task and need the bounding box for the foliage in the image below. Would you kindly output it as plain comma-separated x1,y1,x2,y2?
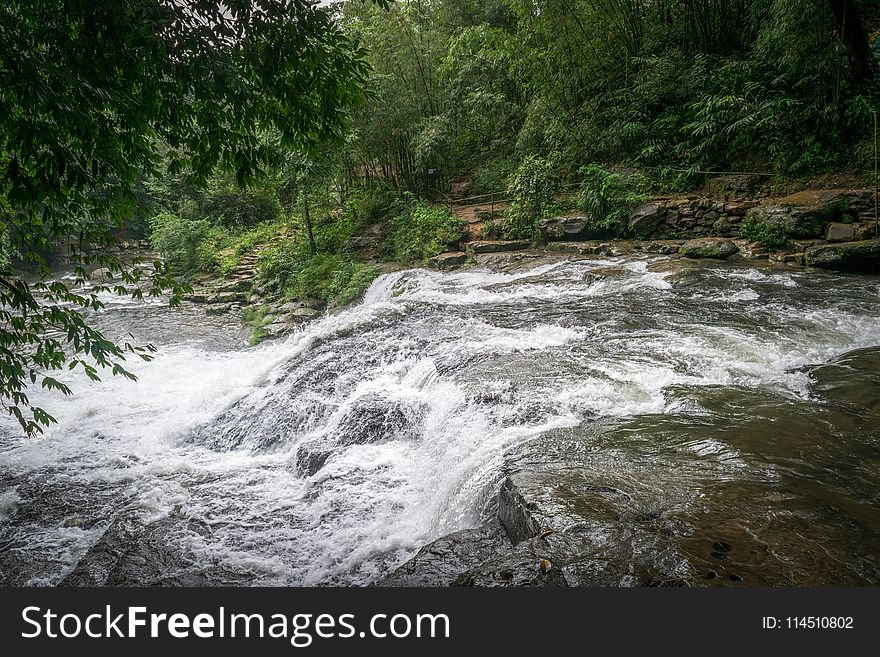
502,153,562,239
241,305,277,346
336,0,880,193
0,0,371,433
738,217,791,250
199,181,282,229
389,197,464,263
259,244,380,306
467,157,519,197
149,212,287,278
148,213,217,277
575,165,649,234
343,184,398,227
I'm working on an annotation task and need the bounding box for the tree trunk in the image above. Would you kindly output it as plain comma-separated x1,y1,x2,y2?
829,0,875,81
303,195,316,256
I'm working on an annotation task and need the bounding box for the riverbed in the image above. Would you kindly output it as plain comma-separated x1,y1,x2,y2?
1,255,879,585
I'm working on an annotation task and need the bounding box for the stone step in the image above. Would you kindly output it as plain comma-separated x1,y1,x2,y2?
466,240,531,254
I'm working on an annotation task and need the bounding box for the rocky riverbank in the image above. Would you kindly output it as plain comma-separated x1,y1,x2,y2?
430,184,880,274
379,345,880,588
173,181,880,346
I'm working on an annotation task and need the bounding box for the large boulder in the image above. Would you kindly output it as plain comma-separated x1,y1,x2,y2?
539,215,603,241
627,203,665,238
679,238,739,259
744,205,824,238
825,222,857,243
89,267,113,282
428,252,468,270
805,240,880,273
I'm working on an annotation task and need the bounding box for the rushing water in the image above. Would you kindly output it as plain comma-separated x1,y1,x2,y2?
1,255,880,585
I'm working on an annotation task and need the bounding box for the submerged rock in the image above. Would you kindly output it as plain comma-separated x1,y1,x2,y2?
679,238,739,259
60,517,233,586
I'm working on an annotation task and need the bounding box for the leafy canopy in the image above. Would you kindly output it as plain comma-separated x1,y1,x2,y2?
0,0,371,434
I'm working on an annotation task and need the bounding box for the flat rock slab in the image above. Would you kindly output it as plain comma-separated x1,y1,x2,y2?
679,238,739,259
467,240,531,254
805,239,880,273
428,252,468,269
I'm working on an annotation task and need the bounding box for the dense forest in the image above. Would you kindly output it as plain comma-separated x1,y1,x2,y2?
3,0,880,431
145,0,880,277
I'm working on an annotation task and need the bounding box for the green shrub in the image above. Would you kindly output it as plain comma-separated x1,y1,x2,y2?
738,217,789,250
575,164,649,235
149,211,287,278
502,153,561,239
258,244,380,306
148,212,217,277
389,197,464,263
199,190,281,228
241,305,276,346
468,157,518,197
344,184,397,227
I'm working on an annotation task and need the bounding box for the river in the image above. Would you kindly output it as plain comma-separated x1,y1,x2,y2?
1,254,879,585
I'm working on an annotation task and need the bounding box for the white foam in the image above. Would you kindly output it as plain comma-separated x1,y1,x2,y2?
4,257,880,585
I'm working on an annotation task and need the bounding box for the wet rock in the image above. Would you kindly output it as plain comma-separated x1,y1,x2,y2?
582,266,629,283
769,252,804,265
60,517,222,586
711,216,734,236
643,240,685,255
205,292,245,304
539,215,606,241
805,240,880,273
89,267,113,282
628,203,665,237
428,252,468,270
471,252,550,272
745,205,824,239
679,238,740,259
294,440,333,477
826,222,857,243
468,240,531,254
295,395,425,476
277,301,307,313
376,527,513,587
288,307,322,320
453,537,569,587
335,394,424,446
498,476,543,545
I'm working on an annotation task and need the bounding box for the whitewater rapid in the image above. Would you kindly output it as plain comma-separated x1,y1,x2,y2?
2,255,880,585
